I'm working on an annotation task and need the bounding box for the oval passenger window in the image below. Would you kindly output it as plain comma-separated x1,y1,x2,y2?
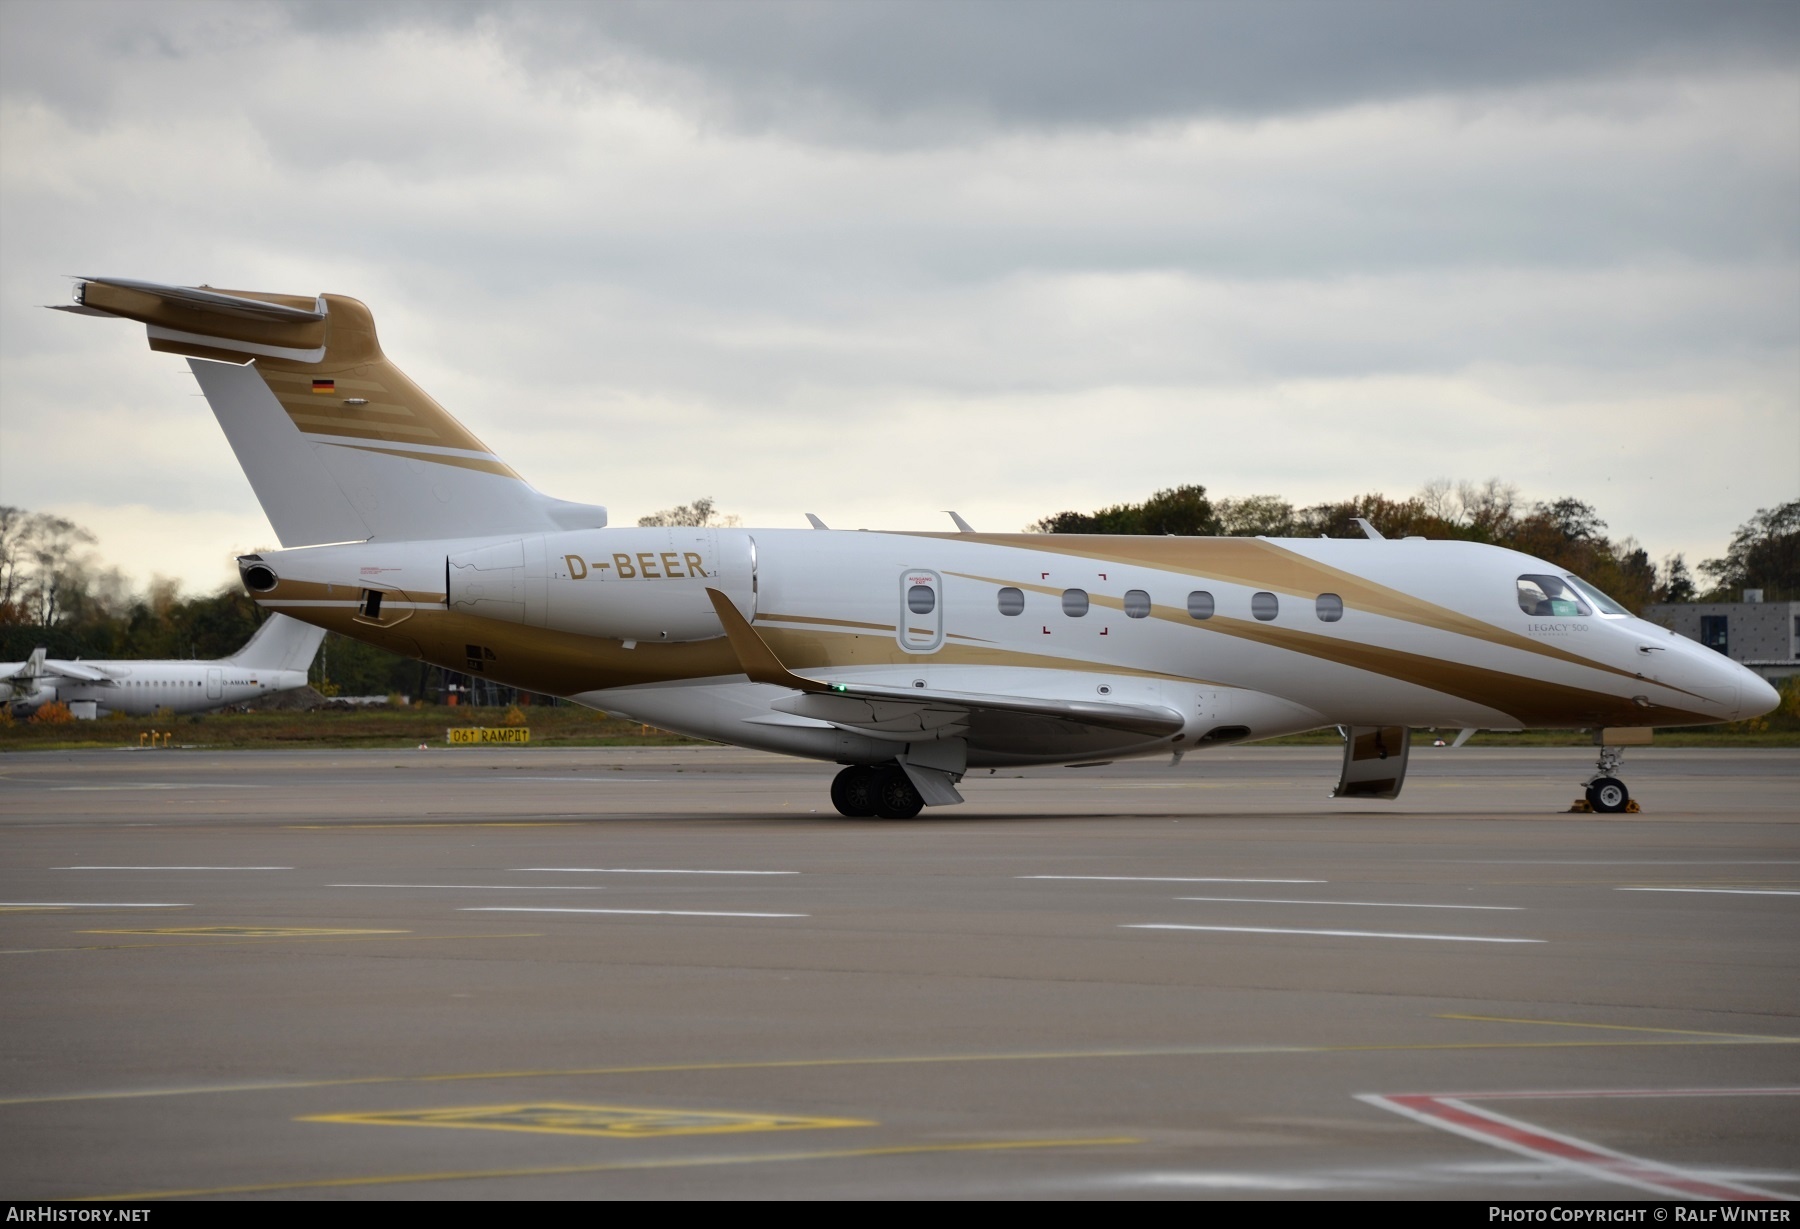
1123,589,1151,618
1062,589,1090,617
1316,593,1343,622
907,585,936,615
1187,591,1215,620
997,586,1025,616
1251,591,1279,621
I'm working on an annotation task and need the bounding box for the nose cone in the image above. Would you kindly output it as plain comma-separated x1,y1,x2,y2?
1738,671,1781,721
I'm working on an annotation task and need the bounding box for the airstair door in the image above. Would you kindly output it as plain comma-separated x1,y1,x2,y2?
206,668,223,700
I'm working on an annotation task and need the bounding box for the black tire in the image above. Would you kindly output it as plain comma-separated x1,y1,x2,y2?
830,766,880,817
1586,776,1630,814
873,767,924,819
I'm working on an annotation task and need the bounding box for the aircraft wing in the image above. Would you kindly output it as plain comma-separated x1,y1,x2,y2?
705,589,1184,740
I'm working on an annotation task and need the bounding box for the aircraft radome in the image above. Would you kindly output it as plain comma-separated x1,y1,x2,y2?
2,611,323,720
55,277,1779,816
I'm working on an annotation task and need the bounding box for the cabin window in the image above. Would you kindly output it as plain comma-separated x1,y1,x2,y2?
1123,589,1151,618
997,586,1025,616
1316,593,1344,622
1062,589,1090,617
1517,574,1590,617
1251,591,1279,621
1187,591,1214,620
907,585,936,615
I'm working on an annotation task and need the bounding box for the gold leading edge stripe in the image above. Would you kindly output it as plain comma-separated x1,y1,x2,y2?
925,533,1668,691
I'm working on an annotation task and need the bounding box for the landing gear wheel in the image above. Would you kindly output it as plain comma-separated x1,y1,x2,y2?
1586,776,1630,814
830,766,880,818
873,767,924,819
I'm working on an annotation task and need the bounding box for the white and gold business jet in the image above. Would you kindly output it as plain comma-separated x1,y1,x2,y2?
57,278,1778,817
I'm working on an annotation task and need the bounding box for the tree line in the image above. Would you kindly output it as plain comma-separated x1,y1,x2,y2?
2,489,1794,683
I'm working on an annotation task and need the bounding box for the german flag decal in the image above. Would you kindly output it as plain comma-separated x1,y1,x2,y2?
311,379,335,394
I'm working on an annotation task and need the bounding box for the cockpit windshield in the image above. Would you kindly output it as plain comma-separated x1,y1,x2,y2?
1562,574,1630,617
1517,574,1591,617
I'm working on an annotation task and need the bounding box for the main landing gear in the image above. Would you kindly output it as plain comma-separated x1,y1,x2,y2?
830,764,924,820
1580,746,1637,814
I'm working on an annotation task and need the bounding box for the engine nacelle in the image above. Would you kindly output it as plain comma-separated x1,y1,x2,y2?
448,527,756,643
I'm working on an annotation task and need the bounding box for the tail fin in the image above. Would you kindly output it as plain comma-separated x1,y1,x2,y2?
227,614,326,673
57,277,606,546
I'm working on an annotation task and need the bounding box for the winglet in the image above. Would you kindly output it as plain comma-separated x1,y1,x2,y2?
805,513,829,530
705,589,824,692
946,511,974,533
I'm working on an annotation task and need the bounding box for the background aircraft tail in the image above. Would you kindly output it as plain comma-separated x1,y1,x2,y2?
227,614,327,673
59,277,606,547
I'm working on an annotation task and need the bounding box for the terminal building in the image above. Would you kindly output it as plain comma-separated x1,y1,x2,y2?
1640,592,1799,683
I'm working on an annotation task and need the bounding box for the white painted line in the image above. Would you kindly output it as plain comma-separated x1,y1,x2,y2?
52,784,262,791
1358,1090,1796,1200
1429,860,1800,866
1125,924,1541,944
0,903,191,909
330,884,607,891
462,907,808,918
1616,887,1800,897
56,866,293,871
1021,875,1326,884
1175,896,1521,911
511,868,799,875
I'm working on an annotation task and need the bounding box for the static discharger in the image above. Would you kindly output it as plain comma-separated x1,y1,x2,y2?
300,1103,873,1140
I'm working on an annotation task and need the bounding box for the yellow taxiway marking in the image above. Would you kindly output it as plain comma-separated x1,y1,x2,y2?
1435,1013,1800,1040
7,1027,1797,1109
91,1136,1141,1200
301,1102,873,1139
82,926,407,938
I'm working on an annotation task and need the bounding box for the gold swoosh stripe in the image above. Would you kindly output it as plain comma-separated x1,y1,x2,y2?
929,534,1665,692
757,612,896,634
334,444,520,479
941,570,1698,726
290,414,441,440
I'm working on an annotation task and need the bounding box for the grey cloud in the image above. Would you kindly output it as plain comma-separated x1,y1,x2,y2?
11,1,1799,141
290,0,1800,137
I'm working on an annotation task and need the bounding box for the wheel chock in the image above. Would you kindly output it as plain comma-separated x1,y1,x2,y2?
1567,798,1593,813
1625,800,1641,813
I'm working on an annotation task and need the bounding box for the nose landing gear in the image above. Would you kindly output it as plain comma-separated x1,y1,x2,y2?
830,764,925,819
1577,746,1638,814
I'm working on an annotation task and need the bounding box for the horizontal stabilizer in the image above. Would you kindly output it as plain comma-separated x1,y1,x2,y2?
57,277,608,546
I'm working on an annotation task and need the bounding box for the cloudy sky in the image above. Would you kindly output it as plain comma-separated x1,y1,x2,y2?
2,0,1796,595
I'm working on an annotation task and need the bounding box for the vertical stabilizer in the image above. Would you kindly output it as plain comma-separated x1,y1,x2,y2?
226,613,327,673
57,278,607,545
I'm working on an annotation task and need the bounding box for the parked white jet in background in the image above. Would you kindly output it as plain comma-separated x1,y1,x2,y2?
58,277,1779,814
1,613,323,719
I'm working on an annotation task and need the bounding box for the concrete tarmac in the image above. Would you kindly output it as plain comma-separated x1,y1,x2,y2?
1,744,1796,1201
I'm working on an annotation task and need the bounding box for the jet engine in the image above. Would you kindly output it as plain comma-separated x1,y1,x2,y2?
447,527,756,643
